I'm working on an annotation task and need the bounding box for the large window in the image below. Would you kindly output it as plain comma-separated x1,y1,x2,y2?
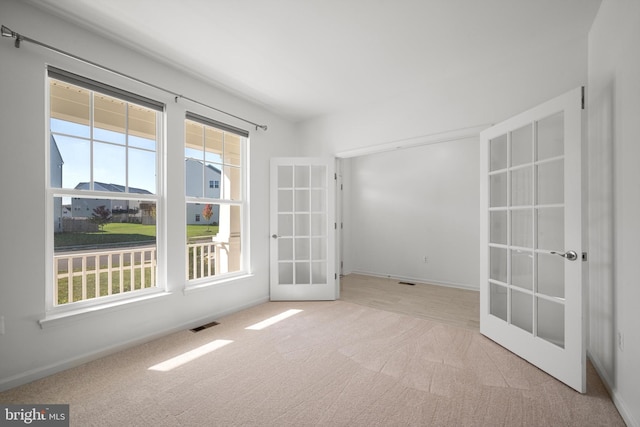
185,113,246,282
48,67,163,308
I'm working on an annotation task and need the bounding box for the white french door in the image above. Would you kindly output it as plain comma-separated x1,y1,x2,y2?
479,87,586,392
270,158,337,300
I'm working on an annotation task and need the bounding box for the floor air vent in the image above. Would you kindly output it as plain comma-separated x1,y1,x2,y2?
190,321,220,332
399,281,416,286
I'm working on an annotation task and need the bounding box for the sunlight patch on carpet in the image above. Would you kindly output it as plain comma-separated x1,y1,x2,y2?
245,309,303,330
148,339,233,372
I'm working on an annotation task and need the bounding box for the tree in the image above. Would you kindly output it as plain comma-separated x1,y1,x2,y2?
90,205,112,231
202,204,214,231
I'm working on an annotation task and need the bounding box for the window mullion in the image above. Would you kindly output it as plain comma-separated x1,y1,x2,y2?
125,102,129,193
202,125,206,198
90,91,95,191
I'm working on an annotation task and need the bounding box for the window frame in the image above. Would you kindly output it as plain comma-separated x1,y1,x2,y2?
45,66,166,315
184,113,249,286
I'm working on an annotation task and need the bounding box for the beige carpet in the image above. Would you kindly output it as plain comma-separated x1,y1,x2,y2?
0,299,624,426
340,274,480,330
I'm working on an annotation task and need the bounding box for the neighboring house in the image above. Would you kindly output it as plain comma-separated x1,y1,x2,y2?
64,161,217,227
72,182,154,224
185,158,221,225
50,133,156,227
50,135,63,233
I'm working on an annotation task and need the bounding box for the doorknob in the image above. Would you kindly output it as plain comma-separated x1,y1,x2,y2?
550,250,578,261
272,234,279,239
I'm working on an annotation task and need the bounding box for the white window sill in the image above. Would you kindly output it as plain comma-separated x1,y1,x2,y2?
39,291,172,329
183,272,254,294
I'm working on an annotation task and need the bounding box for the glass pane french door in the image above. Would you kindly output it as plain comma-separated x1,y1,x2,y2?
270,158,336,300
488,112,566,347
480,87,585,392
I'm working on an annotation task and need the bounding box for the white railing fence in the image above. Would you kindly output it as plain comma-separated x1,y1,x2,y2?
53,240,231,305
187,240,227,280
54,245,156,305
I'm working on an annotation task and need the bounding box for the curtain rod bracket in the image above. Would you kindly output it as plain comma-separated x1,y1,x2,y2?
1,25,20,48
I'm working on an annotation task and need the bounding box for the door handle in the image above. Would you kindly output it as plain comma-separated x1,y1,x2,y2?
550,250,578,261
272,234,279,239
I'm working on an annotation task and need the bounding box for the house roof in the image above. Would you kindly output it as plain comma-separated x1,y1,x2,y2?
74,182,152,194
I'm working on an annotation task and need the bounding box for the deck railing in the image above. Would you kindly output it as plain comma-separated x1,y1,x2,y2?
53,240,231,305
187,240,227,280
53,245,156,305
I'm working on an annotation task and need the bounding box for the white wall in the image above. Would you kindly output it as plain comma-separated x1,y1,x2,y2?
297,10,589,293
347,137,480,289
0,0,298,390
297,33,588,159
587,1,640,425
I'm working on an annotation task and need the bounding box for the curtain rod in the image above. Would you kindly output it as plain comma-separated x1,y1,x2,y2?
0,25,268,131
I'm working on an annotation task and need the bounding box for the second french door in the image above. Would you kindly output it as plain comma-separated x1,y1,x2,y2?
480,87,586,392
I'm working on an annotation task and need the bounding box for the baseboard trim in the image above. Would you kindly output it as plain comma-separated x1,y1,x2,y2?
588,351,638,427
349,270,479,292
0,295,269,392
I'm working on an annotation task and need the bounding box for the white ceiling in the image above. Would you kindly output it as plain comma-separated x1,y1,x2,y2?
26,0,601,123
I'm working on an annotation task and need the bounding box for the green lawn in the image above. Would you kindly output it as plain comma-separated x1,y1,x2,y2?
100,223,157,236
55,223,156,248
187,224,219,240
55,222,220,248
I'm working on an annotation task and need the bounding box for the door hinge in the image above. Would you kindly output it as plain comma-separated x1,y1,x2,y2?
335,273,337,280
581,86,585,110
334,173,337,180
334,222,337,230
